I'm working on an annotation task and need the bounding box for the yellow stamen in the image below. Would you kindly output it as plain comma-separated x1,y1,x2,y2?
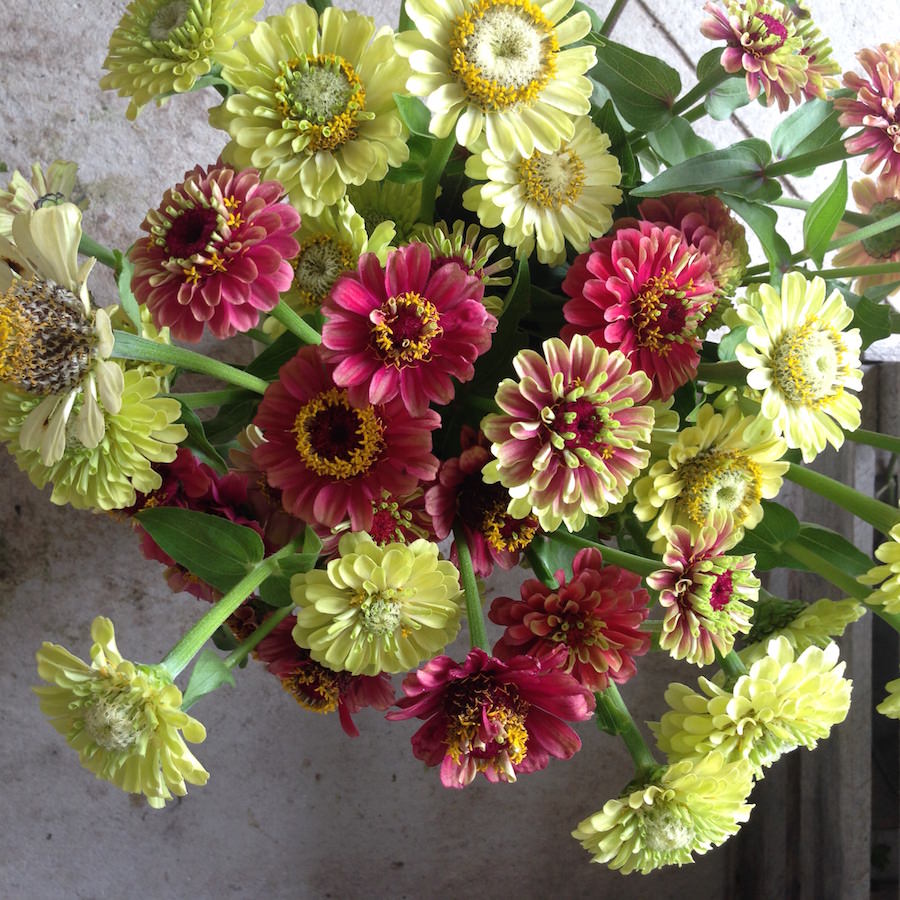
372,291,443,367
518,146,584,209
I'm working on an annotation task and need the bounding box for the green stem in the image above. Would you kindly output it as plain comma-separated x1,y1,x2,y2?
112,331,269,395
453,523,489,652
671,66,734,118
78,234,119,271
599,0,630,36
827,209,900,253
524,544,558,588
549,530,660,577
418,133,457,224
594,683,658,777
782,537,867,599
170,389,250,409
161,540,302,678
467,394,501,415
695,359,747,386
773,197,871,227
845,427,900,457
765,140,857,179
246,327,273,345
785,462,900,534
717,649,748,681
224,605,294,670
268,301,321,345
802,262,900,280
682,103,708,124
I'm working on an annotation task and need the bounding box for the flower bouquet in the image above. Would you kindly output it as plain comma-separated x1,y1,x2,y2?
4,0,900,880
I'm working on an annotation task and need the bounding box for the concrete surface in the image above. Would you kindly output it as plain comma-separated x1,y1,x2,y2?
0,1,891,898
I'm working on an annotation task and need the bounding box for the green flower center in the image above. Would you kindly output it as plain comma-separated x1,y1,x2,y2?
357,591,403,635
642,805,696,853
861,199,900,258
518,146,584,209
678,449,762,527
148,0,190,41
293,235,356,308
772,320,845,407
83,693,147,752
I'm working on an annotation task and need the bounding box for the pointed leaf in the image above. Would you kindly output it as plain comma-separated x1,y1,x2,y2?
771,98,845,161
648,117,715,165
720,193,791,274
182,649,235,711
803,162,847,267
793,524,874,578
175,403,228,473
733,500,800,569
393,94,432,137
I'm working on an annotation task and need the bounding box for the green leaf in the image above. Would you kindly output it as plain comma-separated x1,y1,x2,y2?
717,324,748,361
648,117,715,166
719,193,791,274
771,99,845,162
137,508,265,594
803,162,847,267
114,253,143,335
733,500,800,569
632,140,779,202
587,36,681,131
246,330,302,380
181,649,235,711
694,51,752,120
393,94,432,137
835,286,893,349
175,403,229,474
792,524,874,578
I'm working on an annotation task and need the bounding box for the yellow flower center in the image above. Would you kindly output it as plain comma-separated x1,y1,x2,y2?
518,145,584,209
449,0,558,111
292,387,385,479
481,500,537,552
772,320,846,408
677,449,763,528
292,234,356,308
372,291,443,367
632,271,692,353
0,277,94,394
83,691,148,752
277,54,366,152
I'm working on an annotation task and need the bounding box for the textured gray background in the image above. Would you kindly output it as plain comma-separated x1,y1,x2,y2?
0,2,889,898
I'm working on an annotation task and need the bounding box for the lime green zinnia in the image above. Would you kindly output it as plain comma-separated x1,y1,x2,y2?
35,617,208,808
101,0,263,120
291,532,463,676
877,676,900,720
859,523,900,614
0,364,186,510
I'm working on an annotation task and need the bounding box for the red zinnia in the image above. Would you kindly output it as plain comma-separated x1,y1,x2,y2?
561,221,715,400
489,548,651,692
322,242,497,415
251,345,440,531
131,161,300,341
388,647,594,788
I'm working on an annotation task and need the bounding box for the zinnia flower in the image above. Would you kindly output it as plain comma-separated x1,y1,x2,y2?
130,162,300,342
322,243,497,415
489,547,651,690
651,636,853,775
34,617,208,808
832,178,900,299
425,426,538,577
572,753,755,874
0,159,85,236
836,43,900,192
462,115,622,266
877,676,900,720
251,345,440,531
859,524,900,614
0,204,123,465
101,0,262,120
209,5,410,215
793,1,840,101
397,0,595,157
734,272,863,463
291,532,463,676
482,334,655,533
633,404,788,549
561,221,716,401
255,614,394,736
647,524,759,666
1,365,187,511
700,1,808,110
388,646,594,787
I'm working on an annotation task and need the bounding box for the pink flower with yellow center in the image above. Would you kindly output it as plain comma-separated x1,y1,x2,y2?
836,44,900,192
321,243,497,415
561,221,716,401
489,547,651,691
482,334,655,533
647,524,759,666
387,647,593,788
130,162,300,342
255,615,394,737
251,346,440,531
425,426,538,577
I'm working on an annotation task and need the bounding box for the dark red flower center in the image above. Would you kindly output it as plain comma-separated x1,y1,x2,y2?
551,396,614,457
633,271,691,352
281,663,350,713
457,475,536,552
165,206,218,258
372,291,443,367
369,505,403,544
750,13,789,55
710,570,734,611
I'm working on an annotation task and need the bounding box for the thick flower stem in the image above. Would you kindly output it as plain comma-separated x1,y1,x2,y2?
112,330,270,395
764,140,858,179
785,463,900,535
774,197,871,228
418,133,457,224
161,539,302,679
717,649,748,682
550,530,660,577
595,683,659,778
844,427,900,456
695,359,747,386
268,301,322,345
671,66,735,118
224,605,294,670
599,0,630,37
78,234,120,271
453,523,490,652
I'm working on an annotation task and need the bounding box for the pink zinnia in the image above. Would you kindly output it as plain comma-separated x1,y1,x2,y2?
322,243,497,415
131,162,300,341
251,345,440,531
561,221,716,401
836,44,900,193
489,548,651,692
425,426,538,577
256,615,394,737
388,647,593,788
